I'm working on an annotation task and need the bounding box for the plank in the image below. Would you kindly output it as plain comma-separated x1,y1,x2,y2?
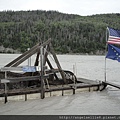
12,46,40,67
5,43,40,67
5,39,51,67
34,52,40,66
49,43,66,83
1,66,47,72
46,58,59,80
1,67,23,71
1,72,52,83
103,81,120,89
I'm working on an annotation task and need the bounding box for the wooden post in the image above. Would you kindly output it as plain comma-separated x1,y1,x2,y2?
40,46,45,99
89,87,90,92
25,94,27,101
4,83,8,104
62,84,64,96
97,81,101,91
62,89,64,96
73,88,75,94
50,91,51,97
46,79,49,89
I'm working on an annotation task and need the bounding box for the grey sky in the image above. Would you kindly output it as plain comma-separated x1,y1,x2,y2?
0,0,120,16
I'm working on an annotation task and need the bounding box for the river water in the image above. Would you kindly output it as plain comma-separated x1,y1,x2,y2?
0,54,120,115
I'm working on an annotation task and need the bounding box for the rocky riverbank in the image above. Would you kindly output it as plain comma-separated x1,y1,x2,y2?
0,45,21,54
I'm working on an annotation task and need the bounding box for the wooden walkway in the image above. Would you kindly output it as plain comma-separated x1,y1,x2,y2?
102,81,120,89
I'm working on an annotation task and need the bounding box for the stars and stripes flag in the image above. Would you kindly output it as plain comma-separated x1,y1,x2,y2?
106,44,120,62
107,27,120,45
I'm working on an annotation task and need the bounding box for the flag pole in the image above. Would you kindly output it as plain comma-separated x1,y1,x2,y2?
105,27,108,82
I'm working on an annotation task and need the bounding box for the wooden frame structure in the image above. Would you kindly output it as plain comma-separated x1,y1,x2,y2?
0,39,106,103
0,39,73,102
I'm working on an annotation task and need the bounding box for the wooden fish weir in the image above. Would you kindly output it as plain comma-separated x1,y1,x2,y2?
0,39,106,103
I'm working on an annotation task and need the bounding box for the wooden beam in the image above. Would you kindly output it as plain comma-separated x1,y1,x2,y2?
5,39,51,67
1,76,40,83
40,46,45,99
49,43,66,83
43,44,50,66
46,58,53,69
34,52,40,66
46,58,59,80
5,43,40,67
1,67,23,72
102,81,120,89
12,46,40,67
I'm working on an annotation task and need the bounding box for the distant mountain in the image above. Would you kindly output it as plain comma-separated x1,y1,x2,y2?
0,10,120,54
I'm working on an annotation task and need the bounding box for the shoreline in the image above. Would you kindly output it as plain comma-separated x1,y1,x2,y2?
0,45,105,55
0,52,105,56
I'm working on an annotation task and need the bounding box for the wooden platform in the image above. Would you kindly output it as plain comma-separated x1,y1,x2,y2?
0,78,105,97
0,40,107,103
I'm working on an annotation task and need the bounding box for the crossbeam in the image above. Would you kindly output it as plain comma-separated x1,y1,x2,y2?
0,73,53,83
1,67,23,71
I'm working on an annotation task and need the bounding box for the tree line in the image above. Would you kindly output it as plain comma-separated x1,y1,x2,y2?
0,10,120,54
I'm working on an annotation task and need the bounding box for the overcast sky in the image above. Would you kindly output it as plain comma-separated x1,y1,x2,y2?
0,0,120,16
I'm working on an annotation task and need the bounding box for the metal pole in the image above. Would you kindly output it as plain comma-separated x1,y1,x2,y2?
72,64,76,95
105,27,109,82
40,46,45,99
27,48,31,66
105,57,107,82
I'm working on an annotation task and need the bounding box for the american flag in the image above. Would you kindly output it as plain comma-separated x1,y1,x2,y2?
107,27,120,45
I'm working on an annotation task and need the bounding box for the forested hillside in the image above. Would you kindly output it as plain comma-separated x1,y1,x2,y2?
0,10,120,54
